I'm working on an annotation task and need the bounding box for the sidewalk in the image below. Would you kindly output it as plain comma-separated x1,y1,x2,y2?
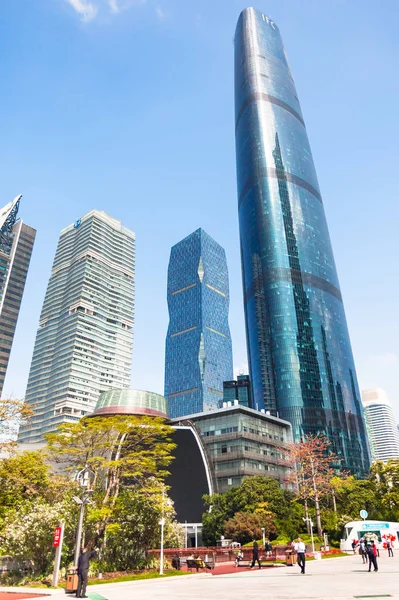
3,553,399,600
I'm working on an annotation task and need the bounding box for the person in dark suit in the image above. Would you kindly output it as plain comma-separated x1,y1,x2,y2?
76,548,96,598
366,542,378,572
250,538,261,569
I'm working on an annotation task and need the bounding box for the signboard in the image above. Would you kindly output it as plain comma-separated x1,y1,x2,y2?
360,509,368,520
53,527,62,547
360,522,389,530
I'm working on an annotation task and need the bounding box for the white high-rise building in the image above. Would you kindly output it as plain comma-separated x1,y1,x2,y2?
0,195,36,397
18,210,135,443
361,389,399,462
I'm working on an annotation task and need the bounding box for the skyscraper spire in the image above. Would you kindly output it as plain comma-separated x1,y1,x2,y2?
0,195,22,254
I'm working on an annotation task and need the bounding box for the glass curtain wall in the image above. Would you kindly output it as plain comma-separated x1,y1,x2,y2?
234,8,369,475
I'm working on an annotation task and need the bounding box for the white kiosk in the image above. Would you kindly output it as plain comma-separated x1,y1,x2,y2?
341,520,399,552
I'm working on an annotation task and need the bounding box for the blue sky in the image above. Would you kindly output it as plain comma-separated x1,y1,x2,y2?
2,0,399,417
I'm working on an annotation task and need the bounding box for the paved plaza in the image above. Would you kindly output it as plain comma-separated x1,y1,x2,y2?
3,554,399,600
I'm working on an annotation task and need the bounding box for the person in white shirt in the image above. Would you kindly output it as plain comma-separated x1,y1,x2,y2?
294,538,306,574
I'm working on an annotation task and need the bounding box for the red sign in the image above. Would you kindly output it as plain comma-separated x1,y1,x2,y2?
53,527,62,547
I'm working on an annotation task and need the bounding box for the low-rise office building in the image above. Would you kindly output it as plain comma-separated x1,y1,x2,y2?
172,405,293,493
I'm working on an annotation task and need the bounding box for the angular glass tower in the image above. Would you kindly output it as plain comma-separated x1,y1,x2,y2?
235,8,369,474
18,210,134,443
164,228,233,418
0,196,36,396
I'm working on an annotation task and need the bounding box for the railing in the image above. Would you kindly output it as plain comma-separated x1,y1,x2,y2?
149,545,291,563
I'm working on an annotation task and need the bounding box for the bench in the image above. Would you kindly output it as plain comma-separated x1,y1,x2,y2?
186,558,214,572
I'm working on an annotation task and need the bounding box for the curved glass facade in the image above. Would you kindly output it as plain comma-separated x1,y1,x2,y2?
164,228,233,419
95,388,169,419
235,8,369,474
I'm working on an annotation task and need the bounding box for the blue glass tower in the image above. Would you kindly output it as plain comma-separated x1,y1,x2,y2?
164,228,233,418
235,8,369,474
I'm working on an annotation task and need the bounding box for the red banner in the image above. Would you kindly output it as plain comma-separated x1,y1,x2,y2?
53,527,62,547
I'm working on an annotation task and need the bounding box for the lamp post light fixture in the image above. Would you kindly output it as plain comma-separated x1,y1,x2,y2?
261,527,266,548
73,466,95,566
302,517,315,553
159,517,165,575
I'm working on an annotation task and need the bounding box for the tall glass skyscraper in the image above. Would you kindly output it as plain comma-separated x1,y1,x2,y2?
0,195,36,397
18,210,134,443
164,228,233,419
234,8,369,474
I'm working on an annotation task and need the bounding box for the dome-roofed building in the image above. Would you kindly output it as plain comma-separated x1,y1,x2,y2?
93,389,169,420
91,388,214,546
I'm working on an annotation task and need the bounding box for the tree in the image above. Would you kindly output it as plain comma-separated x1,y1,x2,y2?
224,512,264,545
289,434,340,537
370,460,399,520
0,398,32,451
202,476,292,545
0,450,79,577
0,499,77,576
0,451,69,519
96,481,179,571
202,493,230,546
46,415,176,547
229,476,290,520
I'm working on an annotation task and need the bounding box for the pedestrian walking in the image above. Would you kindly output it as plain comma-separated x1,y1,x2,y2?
359,538,367,564
250,538,261,569
366,542,378,572
76,547,96,598
294,537,306,574
387,538,394,557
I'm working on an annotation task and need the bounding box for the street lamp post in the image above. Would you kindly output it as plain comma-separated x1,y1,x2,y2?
73,466,94,566
159,517,165,575
261,527,266,548
303,517,315,553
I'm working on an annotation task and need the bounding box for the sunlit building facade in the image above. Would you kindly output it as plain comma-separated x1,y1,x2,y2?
0,196,36,396
18,210,135,443
234,8,369,474
175,405,292,493
362,389,399,462
164,228,233,418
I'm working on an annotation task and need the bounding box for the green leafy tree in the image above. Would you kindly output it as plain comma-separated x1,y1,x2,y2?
332,477,376,520
0,499,78,576
0,451,67,517
0,451,79,576
96,481,178,571
229,476,290,520
202,476,293,545
202,493,230,546
370,460,399,520
46,415,176,547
